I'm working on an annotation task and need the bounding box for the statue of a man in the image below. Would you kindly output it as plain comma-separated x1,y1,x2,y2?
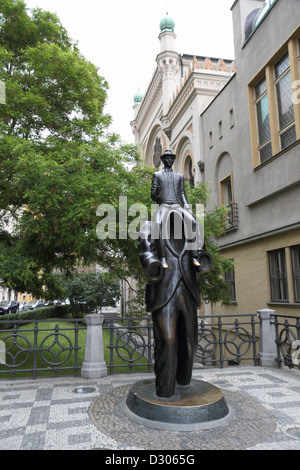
150,150,202,269
138,150,212,398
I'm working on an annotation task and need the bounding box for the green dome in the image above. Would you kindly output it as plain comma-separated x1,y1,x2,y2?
160,15,175,33
133,91,143,104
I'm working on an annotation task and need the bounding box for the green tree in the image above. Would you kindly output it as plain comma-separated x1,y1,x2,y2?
0,0,232,308
58,271,120,317
185,183,234,305
0,0,153,297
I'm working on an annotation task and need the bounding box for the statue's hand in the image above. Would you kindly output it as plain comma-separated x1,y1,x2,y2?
147,259,164,283
151,184,160,202
183,202,194,215
195,250,213,273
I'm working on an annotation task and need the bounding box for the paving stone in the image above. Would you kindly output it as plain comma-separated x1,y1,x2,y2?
0,366,299,450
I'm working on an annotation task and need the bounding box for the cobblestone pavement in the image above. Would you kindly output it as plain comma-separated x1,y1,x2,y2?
0,366,299,450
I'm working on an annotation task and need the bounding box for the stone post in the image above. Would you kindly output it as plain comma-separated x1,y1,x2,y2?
257,308,277,367
81,314,107,379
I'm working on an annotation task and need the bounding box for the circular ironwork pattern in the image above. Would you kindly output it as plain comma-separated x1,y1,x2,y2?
39,332,73,366
115,331,147,363
2,333,32,368
88,384,277,450
196,327,218,363
277,326,297,366
224,325,252,359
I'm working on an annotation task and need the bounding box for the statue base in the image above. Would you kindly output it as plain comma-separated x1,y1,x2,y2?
124,378,231,431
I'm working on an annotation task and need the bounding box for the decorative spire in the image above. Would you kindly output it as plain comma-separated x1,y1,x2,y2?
159,13,175,32
193,56,201,70
133,90,143,105
217,59,228,72
203,57,214,70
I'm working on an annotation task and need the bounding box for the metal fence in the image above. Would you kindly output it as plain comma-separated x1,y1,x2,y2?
272,314,300,370
103,317,153,375
0,312,299,379
226,203,239,230
103,313,261,374
196,314,259,367
0,319,86,379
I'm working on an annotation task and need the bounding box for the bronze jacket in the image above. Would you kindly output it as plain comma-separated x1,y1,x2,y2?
137,222,200,313
151,170,188,207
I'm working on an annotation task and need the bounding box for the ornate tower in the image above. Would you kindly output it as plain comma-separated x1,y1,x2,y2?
133,90,143,119
156,14,180,132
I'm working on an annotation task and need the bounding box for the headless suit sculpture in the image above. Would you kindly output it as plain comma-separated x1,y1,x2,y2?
138,150,212,398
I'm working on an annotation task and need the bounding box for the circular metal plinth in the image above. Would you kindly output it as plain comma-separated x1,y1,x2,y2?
88,383,277,450
124,379,231,431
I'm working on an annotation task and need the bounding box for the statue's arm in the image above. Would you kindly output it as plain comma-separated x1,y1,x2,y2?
151,173,160,202
137,222,164,283
180,174,189,207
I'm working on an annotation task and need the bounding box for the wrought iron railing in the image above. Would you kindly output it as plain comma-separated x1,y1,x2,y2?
272,314,300,369
1,312,298,378
226,203,239,230
104,314,260,374
0,319,85,378
103,317,153,375
196,314,259,367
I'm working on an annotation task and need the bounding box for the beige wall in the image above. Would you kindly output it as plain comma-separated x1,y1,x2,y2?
212,228,300,318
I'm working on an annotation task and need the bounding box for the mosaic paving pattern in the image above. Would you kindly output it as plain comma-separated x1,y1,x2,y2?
0,366,299,450
88,385,277,450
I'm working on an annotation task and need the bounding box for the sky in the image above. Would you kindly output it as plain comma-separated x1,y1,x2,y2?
24,0,235,144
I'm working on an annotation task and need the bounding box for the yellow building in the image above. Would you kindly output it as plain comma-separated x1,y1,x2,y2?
201,0,300,318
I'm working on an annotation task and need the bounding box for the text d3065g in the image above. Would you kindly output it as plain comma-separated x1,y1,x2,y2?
148,455,195,465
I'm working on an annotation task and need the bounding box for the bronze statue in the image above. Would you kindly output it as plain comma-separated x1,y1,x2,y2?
138,150,212,398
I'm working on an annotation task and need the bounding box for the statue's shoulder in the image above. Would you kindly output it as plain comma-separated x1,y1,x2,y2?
173,171,183,180
153,170,182,178
153,170,164,178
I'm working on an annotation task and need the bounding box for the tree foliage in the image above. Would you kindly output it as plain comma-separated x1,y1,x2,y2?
185,183,234,305
0,0,153,297
57,271,120,317
0,0,232,307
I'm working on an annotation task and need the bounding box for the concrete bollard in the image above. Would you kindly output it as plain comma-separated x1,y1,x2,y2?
257,309,277,367
81,314,107,379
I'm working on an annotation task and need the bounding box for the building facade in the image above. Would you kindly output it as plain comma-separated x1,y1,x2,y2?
131,0,300,318
201,0,300,317
130,15,235,186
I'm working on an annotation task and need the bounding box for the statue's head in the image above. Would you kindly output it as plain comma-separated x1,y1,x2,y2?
161,150,176,166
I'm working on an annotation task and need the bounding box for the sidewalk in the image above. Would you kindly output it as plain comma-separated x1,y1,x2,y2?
0,366,299,450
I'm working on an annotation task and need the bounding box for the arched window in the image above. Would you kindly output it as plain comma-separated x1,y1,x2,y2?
183,155,194,187
153,137,162,168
